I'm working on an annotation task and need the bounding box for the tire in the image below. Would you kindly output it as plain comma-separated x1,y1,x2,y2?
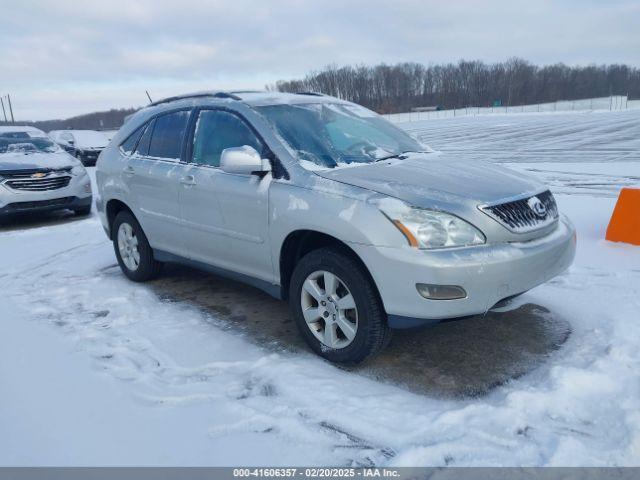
74,204,92,216
112,211,162,282
289,247,391,365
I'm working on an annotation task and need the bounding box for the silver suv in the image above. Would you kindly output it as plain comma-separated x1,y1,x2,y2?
96,91,575,364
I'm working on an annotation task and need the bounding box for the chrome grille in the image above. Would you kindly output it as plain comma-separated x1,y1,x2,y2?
0,168,71,178
480,190,559,233
5,174,72,191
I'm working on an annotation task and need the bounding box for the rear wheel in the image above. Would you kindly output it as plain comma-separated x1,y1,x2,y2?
112,211,162,282
289,247,391,365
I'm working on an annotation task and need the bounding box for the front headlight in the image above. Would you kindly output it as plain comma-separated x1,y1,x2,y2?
71,165,87,176
380,203,485,249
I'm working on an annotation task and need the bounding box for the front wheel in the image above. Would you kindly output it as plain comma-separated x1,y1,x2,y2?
112,211,162,282
289,247,391,365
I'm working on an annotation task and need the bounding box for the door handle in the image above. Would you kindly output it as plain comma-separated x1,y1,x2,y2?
123,165,135,176
180,175,196,186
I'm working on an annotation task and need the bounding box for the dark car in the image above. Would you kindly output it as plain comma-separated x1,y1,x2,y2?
49,130,110,166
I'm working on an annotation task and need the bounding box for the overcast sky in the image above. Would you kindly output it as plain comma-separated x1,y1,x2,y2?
1,0,639,121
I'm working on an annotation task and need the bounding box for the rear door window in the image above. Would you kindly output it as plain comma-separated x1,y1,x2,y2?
147,110,190,160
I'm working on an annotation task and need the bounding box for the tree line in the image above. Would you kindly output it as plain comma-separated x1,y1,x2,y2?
0,108,137,132
3,58,638,129
271,58,640,113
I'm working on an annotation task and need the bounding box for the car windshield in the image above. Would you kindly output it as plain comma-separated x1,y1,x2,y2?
0,136,60,154
256,103,429,169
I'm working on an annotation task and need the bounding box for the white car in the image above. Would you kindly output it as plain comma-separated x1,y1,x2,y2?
49,129,110,166
0,126,92,218
102,130,119,142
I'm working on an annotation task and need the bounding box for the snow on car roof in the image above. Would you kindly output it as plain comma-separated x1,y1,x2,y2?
235,91,344,107
63,130,110,147
0,125,47,137
147,90,345,109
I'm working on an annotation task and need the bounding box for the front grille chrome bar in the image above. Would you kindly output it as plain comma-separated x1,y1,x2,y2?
3,175,72,192
479,190,559,233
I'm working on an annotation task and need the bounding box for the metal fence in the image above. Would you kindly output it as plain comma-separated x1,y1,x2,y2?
384,95,637,123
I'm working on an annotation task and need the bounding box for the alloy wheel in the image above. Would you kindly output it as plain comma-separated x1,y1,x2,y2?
300,270,358,349
117,222,140,271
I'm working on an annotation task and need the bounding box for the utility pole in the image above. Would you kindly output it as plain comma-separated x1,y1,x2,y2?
7,94,15,123
0,96,7,122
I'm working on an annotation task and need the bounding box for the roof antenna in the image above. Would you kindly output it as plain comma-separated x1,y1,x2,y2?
145,90,153,104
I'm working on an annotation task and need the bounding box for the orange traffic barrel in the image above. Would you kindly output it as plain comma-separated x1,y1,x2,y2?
606,188,640,246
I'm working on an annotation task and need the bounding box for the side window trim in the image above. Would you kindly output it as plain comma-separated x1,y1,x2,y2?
183,107,201,165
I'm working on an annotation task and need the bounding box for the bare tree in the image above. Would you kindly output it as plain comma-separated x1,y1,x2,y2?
272,59,640,113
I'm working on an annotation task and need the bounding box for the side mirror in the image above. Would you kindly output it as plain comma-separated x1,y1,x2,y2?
220,146,271,176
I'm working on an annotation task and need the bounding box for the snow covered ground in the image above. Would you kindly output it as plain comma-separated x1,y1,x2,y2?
1,109,639,467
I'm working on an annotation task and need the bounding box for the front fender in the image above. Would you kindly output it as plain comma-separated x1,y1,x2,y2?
268,179,409,279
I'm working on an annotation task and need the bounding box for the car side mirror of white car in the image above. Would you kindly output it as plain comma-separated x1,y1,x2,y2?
220,146,271,176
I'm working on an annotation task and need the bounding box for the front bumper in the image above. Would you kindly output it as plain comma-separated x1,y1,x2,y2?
0,196,91,216
353,215,576,328
0,174,92,216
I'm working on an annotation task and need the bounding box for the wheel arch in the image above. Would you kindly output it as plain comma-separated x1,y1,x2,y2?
105,199,136,240
279,229,381,303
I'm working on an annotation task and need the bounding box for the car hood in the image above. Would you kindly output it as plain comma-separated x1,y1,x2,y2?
0,151,78,173
76,142,107,150
312,153,544,208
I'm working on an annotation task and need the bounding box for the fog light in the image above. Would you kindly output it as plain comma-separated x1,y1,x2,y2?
416,283,467,300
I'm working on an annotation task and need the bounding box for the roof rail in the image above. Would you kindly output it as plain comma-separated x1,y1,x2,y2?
149,91,241,107
212,92,242,100
296,91,325,97
229,90,263,94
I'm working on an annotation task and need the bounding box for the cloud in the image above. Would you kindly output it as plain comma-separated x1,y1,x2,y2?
1,0,639,120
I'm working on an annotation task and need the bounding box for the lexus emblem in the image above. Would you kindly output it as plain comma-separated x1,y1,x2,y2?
527,196,547,218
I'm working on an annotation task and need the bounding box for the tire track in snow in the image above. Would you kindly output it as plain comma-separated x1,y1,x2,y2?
4,241,398,466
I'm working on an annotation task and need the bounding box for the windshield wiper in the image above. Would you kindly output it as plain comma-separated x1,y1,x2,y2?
374,150,429,162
